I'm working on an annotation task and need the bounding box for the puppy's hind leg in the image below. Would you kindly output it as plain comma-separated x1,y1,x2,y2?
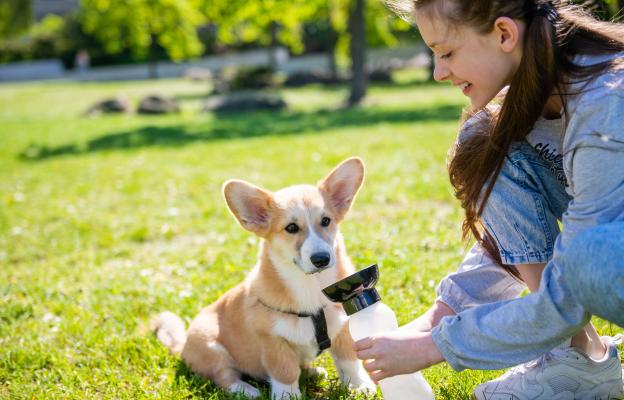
181,338,260,398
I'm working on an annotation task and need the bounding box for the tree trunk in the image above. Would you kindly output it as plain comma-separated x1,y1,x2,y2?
148,35,159,79
148,60,158,80
268,21,279,72
347,0,366,106
327,20,339,80
328,47,338,80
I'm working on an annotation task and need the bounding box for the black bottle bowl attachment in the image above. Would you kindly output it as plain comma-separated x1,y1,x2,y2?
322,264,381,315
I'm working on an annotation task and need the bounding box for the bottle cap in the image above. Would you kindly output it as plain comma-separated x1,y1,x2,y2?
342,288,381,315
322,264,382,315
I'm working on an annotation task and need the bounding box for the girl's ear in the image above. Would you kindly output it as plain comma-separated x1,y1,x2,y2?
223,180,273,237
493,16,523,53
317,157,365,223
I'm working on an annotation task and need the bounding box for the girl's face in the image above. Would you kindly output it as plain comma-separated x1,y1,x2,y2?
415,9,524,110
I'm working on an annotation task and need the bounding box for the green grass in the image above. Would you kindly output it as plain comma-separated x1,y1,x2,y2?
1,71,621,399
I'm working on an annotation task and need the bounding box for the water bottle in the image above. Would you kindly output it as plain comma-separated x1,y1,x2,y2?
323,264,435,400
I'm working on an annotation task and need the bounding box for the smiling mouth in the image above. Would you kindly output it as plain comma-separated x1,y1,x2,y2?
460,82,472,95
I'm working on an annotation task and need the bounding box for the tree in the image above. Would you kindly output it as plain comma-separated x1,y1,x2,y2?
199,0,319,71
328,0,411,105
0,0,32,39
79,0,205,78
347,0,366,105
202,0,406,104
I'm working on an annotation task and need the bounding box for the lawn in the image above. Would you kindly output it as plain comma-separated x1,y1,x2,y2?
1,71,621,399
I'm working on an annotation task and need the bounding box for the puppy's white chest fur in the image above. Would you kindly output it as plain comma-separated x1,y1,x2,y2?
273,316,318,361
271,305,348,363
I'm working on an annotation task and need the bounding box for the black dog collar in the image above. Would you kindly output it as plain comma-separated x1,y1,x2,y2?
257,299,331,355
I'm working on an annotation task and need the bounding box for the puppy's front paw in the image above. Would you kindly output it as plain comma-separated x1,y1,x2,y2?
336,359,377,394
228,381,262,398
270,379,301,399
348,371,376,394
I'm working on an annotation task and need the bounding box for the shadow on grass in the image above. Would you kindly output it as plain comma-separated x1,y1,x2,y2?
173,80,443,102
173,359,365,400
19,103,461,161
174,361,269,399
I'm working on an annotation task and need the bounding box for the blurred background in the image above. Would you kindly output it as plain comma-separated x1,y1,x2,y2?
0,0,439,107
0,0,618,103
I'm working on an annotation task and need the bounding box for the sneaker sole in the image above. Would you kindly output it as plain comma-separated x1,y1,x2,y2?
471,379,624,400
576,378,624,400
472,393,623,400
471,393,521,400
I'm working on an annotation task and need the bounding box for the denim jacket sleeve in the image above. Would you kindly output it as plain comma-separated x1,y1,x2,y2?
431,73,624,371
436,243,525,314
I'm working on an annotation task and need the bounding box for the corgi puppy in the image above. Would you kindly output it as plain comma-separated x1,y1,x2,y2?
152,157,375,399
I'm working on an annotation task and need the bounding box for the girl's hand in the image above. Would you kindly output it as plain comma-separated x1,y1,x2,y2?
353,330,444,382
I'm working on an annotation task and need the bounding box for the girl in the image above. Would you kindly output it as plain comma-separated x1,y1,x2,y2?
354,1,624,398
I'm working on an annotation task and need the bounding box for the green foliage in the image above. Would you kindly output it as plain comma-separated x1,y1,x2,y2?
1,73,622,399
200,0,319,53
0,12,145,67
201,0,411,57
0,0,31,39
0,0,417,68
571,0,624,20
59,13,140,67
79,0,205,61
0,15,67,64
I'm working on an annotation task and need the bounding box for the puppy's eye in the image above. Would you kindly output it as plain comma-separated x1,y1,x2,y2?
321,217,331,227
285,223,300,234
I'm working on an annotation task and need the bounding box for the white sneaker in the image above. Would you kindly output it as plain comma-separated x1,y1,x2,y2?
472,335,624,400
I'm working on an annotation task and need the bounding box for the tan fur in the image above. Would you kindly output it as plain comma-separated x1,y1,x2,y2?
153,158,375,398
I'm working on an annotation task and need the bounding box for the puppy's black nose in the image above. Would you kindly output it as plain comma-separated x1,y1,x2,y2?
310,252,331,268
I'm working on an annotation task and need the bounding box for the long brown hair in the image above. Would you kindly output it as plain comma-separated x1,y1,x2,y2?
391,0,624,269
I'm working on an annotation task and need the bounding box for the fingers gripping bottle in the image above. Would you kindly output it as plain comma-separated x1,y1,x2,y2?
323,264,435,400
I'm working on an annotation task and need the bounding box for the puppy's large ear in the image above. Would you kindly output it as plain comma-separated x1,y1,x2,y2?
318,157,365,222
223,180,273,237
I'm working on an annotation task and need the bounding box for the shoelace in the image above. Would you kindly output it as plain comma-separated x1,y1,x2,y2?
525,348,573,374
516,335,622,376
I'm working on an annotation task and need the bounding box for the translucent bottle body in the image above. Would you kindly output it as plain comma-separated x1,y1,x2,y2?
349,302,435,400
